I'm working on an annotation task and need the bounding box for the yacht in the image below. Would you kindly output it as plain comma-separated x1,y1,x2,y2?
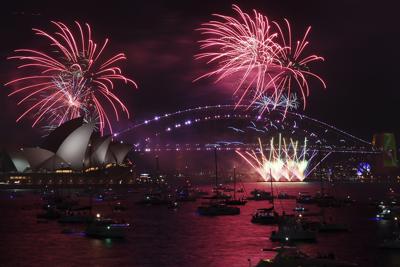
85,218,130,239
296,192,315,204
37,207,61,220
251,207,280,225
248,189,273,201
293,206,308,212
224,167,247,206
256,246,357,266
136,193,171,205
270,218,316,242
58,206,94,223
380,233,400,249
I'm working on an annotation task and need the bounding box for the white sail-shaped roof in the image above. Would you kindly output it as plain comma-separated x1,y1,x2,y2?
22,147,55,170
37,154,68,171
108,142,132,164
8,149,30,172
56,123,95,170
90,136,112,166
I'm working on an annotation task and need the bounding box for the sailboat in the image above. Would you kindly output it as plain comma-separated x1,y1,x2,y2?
256,246,357,266
197,148,240,216
225,167,247,206
316,151,348,233
251,169,280,225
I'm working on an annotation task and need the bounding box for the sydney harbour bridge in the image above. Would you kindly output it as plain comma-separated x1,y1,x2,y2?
115,104,381,181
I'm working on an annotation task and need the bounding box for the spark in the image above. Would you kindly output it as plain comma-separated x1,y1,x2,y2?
195,5,326,113
236,134,315,182
6,21,137,134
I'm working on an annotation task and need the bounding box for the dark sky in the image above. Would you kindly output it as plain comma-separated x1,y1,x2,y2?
0,0,399,146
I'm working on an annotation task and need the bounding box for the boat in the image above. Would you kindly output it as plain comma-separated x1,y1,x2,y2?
248,189,273,201
251,207,280,225
380,233,400,249
270,217,317,242
197,202,240,216
256,246,357,266
175,187,197,202
296,192,316,204
58,206,94,223
277,192,296,200
251,170,281,225
168,201,179,209
293,206,308,212
85,217,130,239
37,208,61,220
197,149,240,216
202,191,232,200
224,167,247,206
113,202,127,211
136,193,171,205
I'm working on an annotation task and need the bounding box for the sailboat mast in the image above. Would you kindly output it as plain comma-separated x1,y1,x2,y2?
270,168,274,207
233,167,236,200
214,147,218,188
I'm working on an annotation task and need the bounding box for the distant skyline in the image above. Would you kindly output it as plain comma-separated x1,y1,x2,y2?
0,0,399,146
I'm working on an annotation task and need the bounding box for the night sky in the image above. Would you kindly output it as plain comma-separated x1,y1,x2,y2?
0,0,399,146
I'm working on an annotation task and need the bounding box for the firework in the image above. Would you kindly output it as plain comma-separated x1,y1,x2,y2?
254,93,299,115
271,19,326,109
195,4,283,105
235,134,314,182
196,5,325,113
6,21,137,134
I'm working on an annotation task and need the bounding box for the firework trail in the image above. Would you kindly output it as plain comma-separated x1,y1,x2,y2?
195,4,283,105
6,21,137,134
254,93,299,115
272,19,326,109
235,135,314,182
196,5,325,114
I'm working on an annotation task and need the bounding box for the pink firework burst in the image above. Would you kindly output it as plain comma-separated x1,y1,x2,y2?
271,19,326,111
6,21,137,134
195,4,283,105
195,5,326,113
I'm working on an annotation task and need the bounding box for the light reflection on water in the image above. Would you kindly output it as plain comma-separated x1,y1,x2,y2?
0,182,399,267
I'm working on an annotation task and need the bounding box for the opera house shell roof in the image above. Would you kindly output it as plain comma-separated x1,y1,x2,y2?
3,118,132,173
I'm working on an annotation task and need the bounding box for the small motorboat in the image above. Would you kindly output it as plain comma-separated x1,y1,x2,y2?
296,192,316,204
37,208,61,220
85,217,130,239
168,201,179,209
270,218,317,242
136,193,171,205
248,189,273,201
113,202,127,211
380,233,400,249
293,206,308,212
58,206,94,223
251,207,280,225
277,192,296,200
202,191,232,200
256,246,357,266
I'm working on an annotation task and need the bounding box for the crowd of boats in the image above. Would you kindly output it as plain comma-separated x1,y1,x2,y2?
10,176,400,266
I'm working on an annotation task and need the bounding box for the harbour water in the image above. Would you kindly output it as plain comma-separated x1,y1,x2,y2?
0,182,399,267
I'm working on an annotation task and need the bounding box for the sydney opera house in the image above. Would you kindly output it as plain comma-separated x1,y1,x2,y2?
0,118,134,185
